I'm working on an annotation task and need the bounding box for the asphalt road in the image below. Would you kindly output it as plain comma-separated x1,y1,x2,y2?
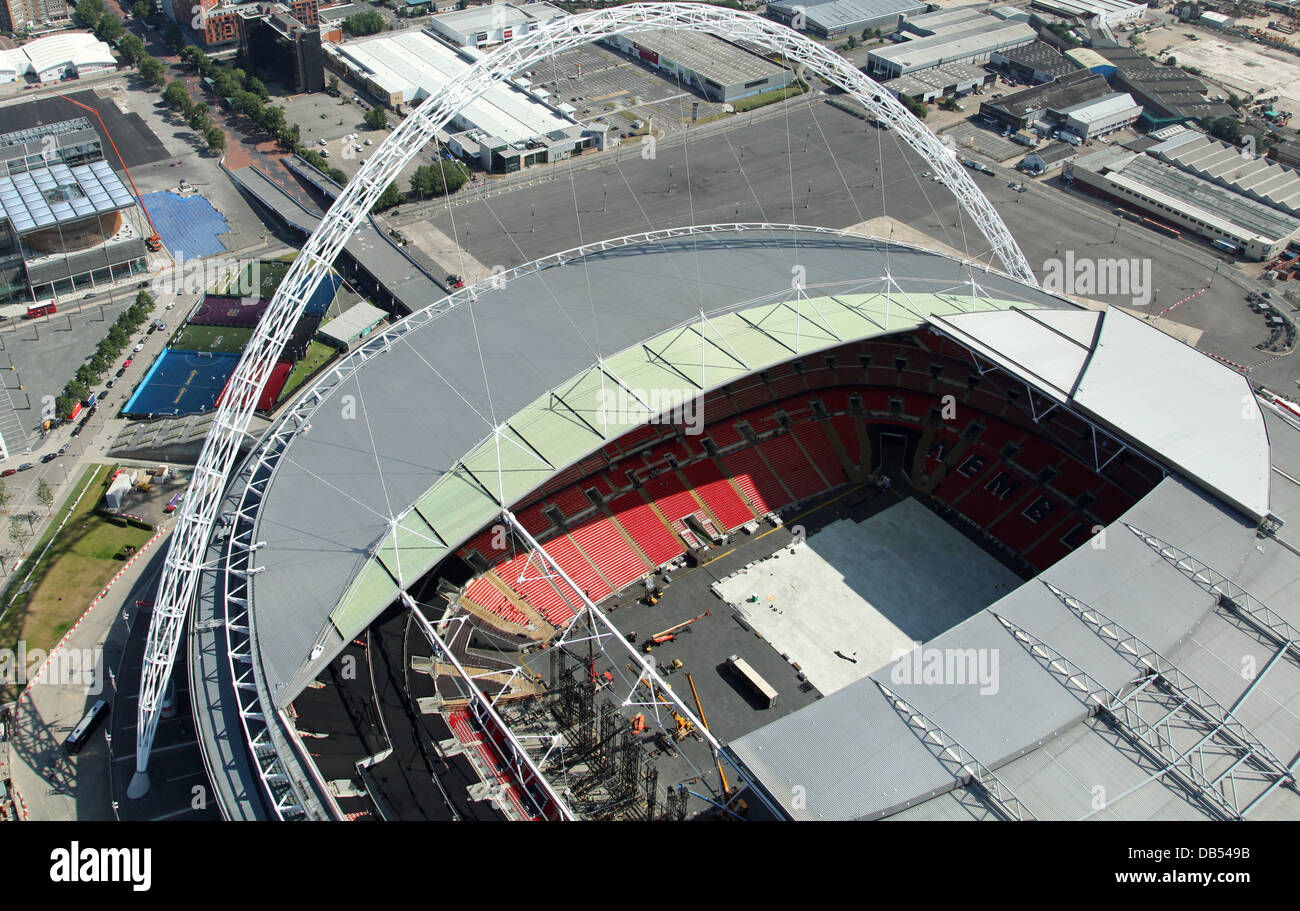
419,97,1289,388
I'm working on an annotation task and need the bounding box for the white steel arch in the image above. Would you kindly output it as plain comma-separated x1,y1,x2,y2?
132,2,1035,795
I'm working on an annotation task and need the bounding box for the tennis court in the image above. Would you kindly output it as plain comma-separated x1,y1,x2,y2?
123,350,240,417
169,324,254,355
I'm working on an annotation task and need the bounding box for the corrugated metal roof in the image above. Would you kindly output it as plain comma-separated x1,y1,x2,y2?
729,477,1253,820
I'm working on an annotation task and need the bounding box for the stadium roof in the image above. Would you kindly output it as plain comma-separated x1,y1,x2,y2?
0,160,135,232
932,306,1272,519
729,475,1263,820
239,227,1070,706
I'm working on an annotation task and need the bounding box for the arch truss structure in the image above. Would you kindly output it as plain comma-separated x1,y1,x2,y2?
132,2,1034,792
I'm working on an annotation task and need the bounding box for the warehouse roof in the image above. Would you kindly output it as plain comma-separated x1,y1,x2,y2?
621,30,790,86
318,301,386,346
428,1,564,34
1149,131,1300,216
21,31,116,75
1061,91,1140,123
896,5,987,33
771,0,927,29
983,70,1111,118
870,21,1035,71
332,30,576,143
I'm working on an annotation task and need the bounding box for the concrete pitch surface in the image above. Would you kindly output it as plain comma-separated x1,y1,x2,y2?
712,499,1021,695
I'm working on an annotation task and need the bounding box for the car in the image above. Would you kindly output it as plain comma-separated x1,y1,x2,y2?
70,426,82,438
57,444,69,455
165,301,174,310
133,342,145,352
157,321,166,330
40,453,56,463
1,468,15,478
116,366,127,378
17,463,33,471
1014,184,1028,193
105,378,115,389
147,325,157,334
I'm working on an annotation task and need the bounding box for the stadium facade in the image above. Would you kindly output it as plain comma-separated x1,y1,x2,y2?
181,225,1300,821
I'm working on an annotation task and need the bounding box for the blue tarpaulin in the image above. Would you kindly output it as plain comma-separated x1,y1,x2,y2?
141,191,232,259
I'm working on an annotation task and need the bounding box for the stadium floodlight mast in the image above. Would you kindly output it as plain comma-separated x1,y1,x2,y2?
130,2,1035,798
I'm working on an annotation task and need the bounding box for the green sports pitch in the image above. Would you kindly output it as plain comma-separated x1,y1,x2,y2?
170,324,254,355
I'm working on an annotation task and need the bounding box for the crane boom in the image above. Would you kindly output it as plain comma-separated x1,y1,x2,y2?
58,93,164,252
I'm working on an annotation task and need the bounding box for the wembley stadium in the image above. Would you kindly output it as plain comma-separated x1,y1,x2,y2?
121,5,1300,823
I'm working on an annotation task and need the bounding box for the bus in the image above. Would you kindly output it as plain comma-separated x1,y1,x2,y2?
25,300,56,319
727,654,778,709
64,699,108,754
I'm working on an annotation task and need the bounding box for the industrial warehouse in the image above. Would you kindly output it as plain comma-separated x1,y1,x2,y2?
0,31,115,84
1069,146,1300,259
328,28,597,171
602,30,793,103
869,16,1036,78
767,0,926,38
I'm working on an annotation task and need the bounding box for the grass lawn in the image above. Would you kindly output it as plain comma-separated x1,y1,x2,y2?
277,339,337,406
0,465,153,702
730,81,809,113
170,324,253,355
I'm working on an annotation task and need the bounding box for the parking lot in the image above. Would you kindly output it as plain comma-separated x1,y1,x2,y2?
529,42,733,137
943,119,1028,162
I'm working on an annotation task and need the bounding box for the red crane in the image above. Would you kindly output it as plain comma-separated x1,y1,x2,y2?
58,93,164,252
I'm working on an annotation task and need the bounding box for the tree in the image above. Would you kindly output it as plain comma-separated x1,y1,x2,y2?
900,94,927,120
35,480,53,515
1163,56,1177,66
247,75,269,101
97,12,124,42
164,22,185,53
1207,115,1243,146
342,9,386,36
75,0,104,31
939,95,960,112
131,0,150,20
9,518,30,556
187,101,209,130
327,74,340,96
163,79,190,112
205,124,226,153
364,105,388,130
118,33,146,65
411,160,469,198
0,481,10,514
371,181,404,213
139,55,165,86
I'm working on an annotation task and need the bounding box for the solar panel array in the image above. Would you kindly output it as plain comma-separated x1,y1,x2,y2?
0,160,135,232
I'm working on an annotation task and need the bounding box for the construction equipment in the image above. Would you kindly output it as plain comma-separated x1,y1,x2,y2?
671,711,694,742
58,94,164,253
687,671,732,800
643,609,711,651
